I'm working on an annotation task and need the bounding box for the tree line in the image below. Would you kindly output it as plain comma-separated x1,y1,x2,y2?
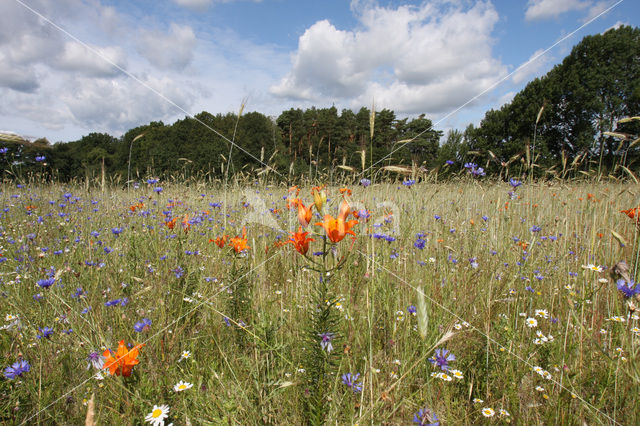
1,26,638,183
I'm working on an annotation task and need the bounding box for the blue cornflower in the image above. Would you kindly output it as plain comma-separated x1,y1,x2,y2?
445,160,454,165
509,178,522,188
37,326,54,339
111,227,123,235
617,279,640,298
146,178,159,185
134,318,152,333
464,162,477,169
318,332,335,353
471,166,486,177
35,155,46,162
86,351,105,370
173,266,184,279
414,239,426,250
403,179,416,187
360,178,371,187
154,187,163,193
37,278,55,289
530,225,541,232
413,407,440,425
341,373,362,393
434,215,441,220
0,147,8,154
408,305,417,315
429,348,455,371
4,359,30,379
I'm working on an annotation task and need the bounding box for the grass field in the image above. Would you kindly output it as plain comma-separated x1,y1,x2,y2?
1,178,640,425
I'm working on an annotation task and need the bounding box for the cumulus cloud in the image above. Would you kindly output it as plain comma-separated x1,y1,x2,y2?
61,76,196,131
271,1,507,115
525,0,590,21
137,24,197,70
54,42,127,77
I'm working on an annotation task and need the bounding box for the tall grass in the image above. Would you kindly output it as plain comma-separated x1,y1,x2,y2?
0,178,639,424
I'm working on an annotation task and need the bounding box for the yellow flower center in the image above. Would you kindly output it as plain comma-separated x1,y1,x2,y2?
179,385,186,390
152,408,162,418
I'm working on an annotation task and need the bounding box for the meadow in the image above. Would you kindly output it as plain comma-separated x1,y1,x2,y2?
1,177,640,425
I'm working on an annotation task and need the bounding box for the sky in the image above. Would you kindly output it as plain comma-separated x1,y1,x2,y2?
0,0,636,143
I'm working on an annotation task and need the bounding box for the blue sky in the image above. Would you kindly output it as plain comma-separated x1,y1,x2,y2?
0,0,636,142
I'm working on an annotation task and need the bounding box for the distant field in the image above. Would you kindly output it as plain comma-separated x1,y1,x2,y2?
1,180,639,424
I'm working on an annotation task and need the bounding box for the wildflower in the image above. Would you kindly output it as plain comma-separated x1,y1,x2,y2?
414,238,426,250
396,310,405,321
111,227,123,236
134,318,152,333
429,348,455,371
360,178,371,187
179,351,191,361
339,187,352,196
413,407,440,425
4,359,30,379
173,380,193,392
509,178,522,188
526,317,538,328
315,200,358,243
341,372,362,393
37,326,54,339
472,398,484,404
35,155,46,162
481,407,495,417
296,200,313,227
582,263,602,272
103,340,144,377
229,227,250,253
535,386,545,392
145,404,170,425
312,186,327,212
617,279,640,298
450,369,464,379
535,309,549,318
37,278,55,289
211,235,228,248
621,207,640,220
408,305,417,316
499,409,510,417
403,179,416,187
87,351,105,370
318,332,335,353
287,226,314,255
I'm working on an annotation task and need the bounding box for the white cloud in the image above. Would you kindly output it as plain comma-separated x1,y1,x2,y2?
173,0,212,10
55,42,127,77
271,1,507,115
137,23,197,70
511,49,554,84
61,76,196,131
525,0,590,21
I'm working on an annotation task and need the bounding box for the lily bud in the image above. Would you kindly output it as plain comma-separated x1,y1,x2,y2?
313,188,327,213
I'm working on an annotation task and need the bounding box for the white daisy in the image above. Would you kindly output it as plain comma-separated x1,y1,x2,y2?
145,404,169,425
526,317,538,328
482,407,495,417
179,351,191,361
535,309,549,319
173,380,193,392
582,263,602,272
450,369,464,379
499,408,510,417
473,398,484,404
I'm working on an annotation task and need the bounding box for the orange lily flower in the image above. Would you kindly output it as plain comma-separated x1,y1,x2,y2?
315,200,358,243
339,187,352,196
164,217,177,230
103,340,144,377
229,227,250,253
181,215,190,232
210,235,228,248
622,207,640,220
297,200,313,227
287,226,315,255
